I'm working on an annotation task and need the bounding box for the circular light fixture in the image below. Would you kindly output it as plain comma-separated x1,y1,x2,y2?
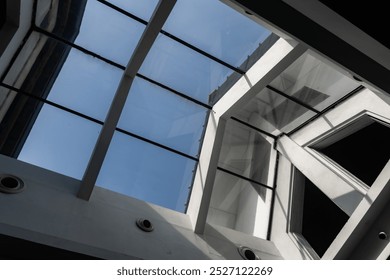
0,174,25,194
238,246,260,260
378,231,388,240
136,218,154,232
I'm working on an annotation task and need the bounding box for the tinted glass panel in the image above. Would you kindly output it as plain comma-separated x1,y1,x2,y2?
118,78,208,157
37,0,145,65
97,131,197,212
163,0,271,67
18,104,101,179
47,47,123,121
269,52,359,111
219,119,273,186
3,33,122,121
140,34,232,104
235,87,316,136
208,170,272,238
105,0,159,21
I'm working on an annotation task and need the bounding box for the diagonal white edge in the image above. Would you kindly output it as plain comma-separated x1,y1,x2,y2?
214,39,306,119
277,135,364,216
188,39,307,233
323,159,390,259
78,0,177,200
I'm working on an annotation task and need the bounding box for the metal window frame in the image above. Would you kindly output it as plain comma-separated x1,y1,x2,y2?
77,0,178,200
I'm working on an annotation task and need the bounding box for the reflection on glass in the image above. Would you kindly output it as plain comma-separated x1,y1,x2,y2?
269,52,359,111
118,78,208,157
105,0,159,21
140,34,232,104
18,104,101,179
0,87,17,123
37,0,145,65
219,119,273,186
163,0,271,67
235,88,317,135
48,47,123,121
207,170,272,238
3,33,123,121
97,131,197,213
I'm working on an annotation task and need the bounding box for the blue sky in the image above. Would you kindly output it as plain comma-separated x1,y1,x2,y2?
16,0,271,212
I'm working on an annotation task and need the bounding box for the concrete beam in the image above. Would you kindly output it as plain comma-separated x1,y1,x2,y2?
0,155,283,260
188,115,226,233
189,39,305,233
277,135,364,216
323,159,390,259
78,0,177,200
213,39,306,119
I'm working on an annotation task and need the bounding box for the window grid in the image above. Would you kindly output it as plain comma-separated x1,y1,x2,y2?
3,0,354,215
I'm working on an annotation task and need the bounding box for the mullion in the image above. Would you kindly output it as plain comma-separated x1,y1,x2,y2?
159,30,245,74
0,82,199,162
97,0,148,25
33,27,212,110
0,82,104,126
33,26,126,70
266,85,321,114
231,116,277,139
97,0,244,75
286,85,364,136
217,166,273,190
115,128,198,161
136,73,212,109
32,0,38,27
267,151,279,240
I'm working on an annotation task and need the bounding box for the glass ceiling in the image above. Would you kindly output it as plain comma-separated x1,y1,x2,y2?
0,0,274,213
0,0,362,215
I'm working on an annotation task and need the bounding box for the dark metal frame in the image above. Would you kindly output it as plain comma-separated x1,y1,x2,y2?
0,82,198,162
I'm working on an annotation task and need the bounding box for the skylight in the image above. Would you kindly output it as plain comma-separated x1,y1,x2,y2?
0,0,274,213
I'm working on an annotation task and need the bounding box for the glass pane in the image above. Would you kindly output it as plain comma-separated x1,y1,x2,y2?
3,32,123,121
163,0,272,67
219,119,273,187
97,131,197,213
207,170,272,238
47,47,123,121
36,0,145,65
139,34,232,104
235,87,317,135
269,52,360,111
18,104,101,180
105,0,159,21
118,78,208,157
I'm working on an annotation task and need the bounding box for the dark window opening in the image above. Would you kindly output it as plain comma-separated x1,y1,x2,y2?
317,121,390,186
0,233,101,260
0,0,6,29
302,177,349,257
